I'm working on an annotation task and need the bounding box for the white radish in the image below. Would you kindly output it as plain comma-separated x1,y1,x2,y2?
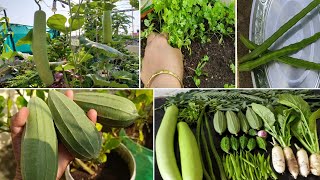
272,141,286,174
310,153,320,176
295,144,310,177
283,146,299,179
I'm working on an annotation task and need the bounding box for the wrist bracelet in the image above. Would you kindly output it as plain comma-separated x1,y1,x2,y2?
145,70,183,88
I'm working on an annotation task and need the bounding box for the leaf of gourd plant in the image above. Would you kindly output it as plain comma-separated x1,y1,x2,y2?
47,14,85,33
15,96,28,109
47,14,68,33
112,71,133,81
16,29,33,46
87,74,129,88
79,36,125,58
71,4,86,14
68,16,85,31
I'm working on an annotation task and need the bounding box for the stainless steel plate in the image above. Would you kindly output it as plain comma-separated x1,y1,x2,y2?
249,0,320,88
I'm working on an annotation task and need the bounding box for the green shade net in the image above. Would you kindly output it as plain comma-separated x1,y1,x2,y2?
1,23,57,54
119,129,153,180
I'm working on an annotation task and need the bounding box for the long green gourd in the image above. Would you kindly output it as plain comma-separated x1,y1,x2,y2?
156,105,182,180
48,90,101,160
177,122,203,180
240,0,320,63
103,10,112,44
21,97,58,180
73,92,139,128
239,35,320,71
32,10,54,86
239,32,320,71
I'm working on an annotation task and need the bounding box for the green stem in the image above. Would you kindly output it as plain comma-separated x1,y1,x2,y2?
239,32,320,71
196,109,211,180
204,113,227,180
239,35,320,71
240,0,320,62
74,158,96,175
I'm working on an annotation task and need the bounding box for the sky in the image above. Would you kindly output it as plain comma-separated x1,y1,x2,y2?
0,0,139,34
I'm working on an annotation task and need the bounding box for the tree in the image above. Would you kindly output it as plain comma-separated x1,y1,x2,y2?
112,12,132,35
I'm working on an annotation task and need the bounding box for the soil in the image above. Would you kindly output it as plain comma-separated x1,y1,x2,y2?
237,0,254,87
141,15,235,88
182,36,235,88
70,151,130,180
0,144,16,180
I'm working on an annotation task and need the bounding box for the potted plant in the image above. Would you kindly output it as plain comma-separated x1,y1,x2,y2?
65,126,136,180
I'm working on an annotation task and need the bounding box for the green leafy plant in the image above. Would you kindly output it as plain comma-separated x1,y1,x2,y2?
192,55,209,87
147,0,235,50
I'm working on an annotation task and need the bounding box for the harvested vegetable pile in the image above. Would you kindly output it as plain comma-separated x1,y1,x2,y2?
155,90,320,179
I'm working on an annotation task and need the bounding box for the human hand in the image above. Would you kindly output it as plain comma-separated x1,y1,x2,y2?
141,32,184,88
11,90,97,180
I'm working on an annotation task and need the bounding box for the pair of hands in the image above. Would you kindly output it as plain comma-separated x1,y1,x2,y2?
141,32,184,88
11,90,97,180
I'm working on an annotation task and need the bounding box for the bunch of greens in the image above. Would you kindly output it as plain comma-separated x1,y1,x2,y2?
277,94,320,154
144,0,235,49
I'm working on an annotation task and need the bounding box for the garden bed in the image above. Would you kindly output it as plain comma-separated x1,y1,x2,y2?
141,32,235,88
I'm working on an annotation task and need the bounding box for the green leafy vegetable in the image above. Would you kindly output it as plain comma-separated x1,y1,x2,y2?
278,94,319,154
256,137,267,151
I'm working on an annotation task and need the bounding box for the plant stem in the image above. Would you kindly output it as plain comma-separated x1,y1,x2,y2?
74,158,96,176
240,0,320,62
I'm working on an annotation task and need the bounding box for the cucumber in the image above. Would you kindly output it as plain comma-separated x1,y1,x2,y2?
21,97,58,180
102,10,112,44
32,10,54,86
156,105,182,180
177,122,203,180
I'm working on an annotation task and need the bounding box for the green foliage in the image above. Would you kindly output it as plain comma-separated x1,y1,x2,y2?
224,84,235,88
130,0,139,9
112,13,132,35
5,70,45,88
116,90,153,145
193,55,209,87
148,0,235,49
47,14,85,33
47,35,71,62
0,17,9,55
